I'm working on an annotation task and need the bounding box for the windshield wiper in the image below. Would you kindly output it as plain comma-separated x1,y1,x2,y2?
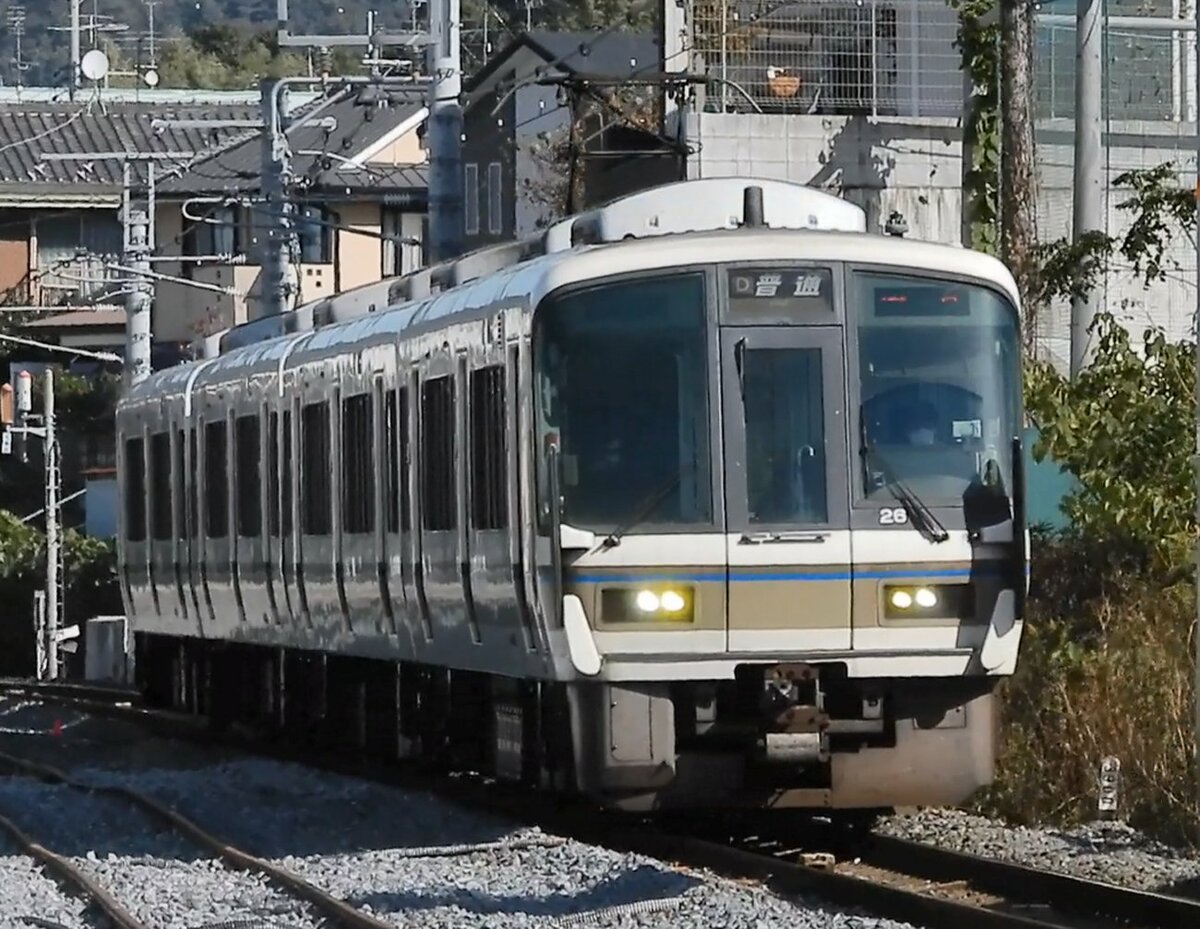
598,463,691,550
859,415,949,544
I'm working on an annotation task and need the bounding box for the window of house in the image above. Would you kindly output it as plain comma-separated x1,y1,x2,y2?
381,208,424,277
204,420,228,539
464,164,479,236
235,414,261,537
470,365,507,530
341,393,375,534
182,206,238,257
421,377,456,531
487,162,502,235
124,436,146,542
296,205,334,264
150,432,172,541
301,401,332,535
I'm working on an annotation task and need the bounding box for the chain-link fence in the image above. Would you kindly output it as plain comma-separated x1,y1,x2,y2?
691,0,963,116
1033,1,1197,363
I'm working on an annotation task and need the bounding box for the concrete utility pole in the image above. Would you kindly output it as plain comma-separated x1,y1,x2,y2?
1193,0,1200,845
1070,0,1104,376
261,77,298,317
43,369,60,681
427,0,464,263
69,0,80,98
124,162,154,387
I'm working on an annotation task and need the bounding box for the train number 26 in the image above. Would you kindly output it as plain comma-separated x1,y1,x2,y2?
878,507,909,525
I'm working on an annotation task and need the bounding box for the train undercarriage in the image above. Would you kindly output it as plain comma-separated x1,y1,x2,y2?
135,633,1000,813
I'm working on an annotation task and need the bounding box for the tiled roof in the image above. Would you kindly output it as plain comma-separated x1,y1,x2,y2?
159,87,429,199
24,308,126,329
0,95,259,199
467,30,660,94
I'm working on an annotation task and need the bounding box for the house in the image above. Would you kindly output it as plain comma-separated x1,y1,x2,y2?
154,85,428,353
0,87,266,358
461,30,684,251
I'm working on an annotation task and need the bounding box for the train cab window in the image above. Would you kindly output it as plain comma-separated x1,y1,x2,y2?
384,387,410,533
150,432,172,541
301,401,332,535
421,376,456,531
470,365,507,530
742,349,828,524
856,274,1021,504
341,393,375,534
123,436,146,542
188,430,198,539
204,420,228,539
235,414,261,537
533,273,712,531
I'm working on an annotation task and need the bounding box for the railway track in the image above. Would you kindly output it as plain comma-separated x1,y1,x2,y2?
4,678,1199,929
0,748,400,929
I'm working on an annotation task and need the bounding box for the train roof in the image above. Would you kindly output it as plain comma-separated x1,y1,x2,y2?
124,178,1020,406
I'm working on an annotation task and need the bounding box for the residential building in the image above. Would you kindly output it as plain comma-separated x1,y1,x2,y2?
0,88,265,360
154,85,428,354
461,30,683,251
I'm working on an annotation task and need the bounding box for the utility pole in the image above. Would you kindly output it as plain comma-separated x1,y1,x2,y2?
69,0,81,98
43,369,60,681
123,161,154,386
1193,0,1200,847
999,0,1039,343
427,0,464,262
261,77,297,317
1070,0,1104,376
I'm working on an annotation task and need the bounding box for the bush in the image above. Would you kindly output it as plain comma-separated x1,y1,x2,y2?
979,537,1196,846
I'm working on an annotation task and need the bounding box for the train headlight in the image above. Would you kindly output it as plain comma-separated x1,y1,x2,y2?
660,590,687,613
601,586,695,624
635,590,660,613
883,584,972,620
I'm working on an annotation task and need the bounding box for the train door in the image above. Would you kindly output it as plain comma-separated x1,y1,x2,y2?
719,326,852,651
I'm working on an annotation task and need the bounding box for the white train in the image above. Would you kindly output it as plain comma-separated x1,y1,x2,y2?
116,177,1028,813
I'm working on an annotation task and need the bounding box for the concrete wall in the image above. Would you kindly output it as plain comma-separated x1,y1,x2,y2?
683,112,1199,365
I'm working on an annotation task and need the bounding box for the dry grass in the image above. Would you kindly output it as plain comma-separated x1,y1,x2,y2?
977,562,1198,846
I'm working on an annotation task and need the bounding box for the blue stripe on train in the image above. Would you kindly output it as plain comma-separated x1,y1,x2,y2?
569,564,1031,584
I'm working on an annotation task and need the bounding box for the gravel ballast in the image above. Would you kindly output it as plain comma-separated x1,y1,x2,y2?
77,757,923,929
878,808,1200,894
0,776,322,929
0,847,90,929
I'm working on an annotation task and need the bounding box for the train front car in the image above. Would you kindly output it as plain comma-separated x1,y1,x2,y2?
538,204,1026,811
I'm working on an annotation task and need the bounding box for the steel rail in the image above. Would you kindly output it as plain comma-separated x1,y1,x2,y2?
8,682,1200,929
0,750,397,929
0,806,152,929
865,833,1200,927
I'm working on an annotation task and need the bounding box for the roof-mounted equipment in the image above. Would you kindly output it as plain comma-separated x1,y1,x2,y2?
560,176,866,250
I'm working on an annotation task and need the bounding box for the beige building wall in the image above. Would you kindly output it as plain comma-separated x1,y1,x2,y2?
336,201,383,292
368,131,428,167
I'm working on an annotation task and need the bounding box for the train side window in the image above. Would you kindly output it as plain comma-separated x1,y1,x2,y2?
341,393,375,534
470,365,507,530
268,412,280,536
235,414,261,537
301,401,332,535
175,429,187,540
124,436,146,542
204,420,228,539
383,388,408,533
150,432,171,541
421,376,456,530
282,409,293,535
188,429,198,539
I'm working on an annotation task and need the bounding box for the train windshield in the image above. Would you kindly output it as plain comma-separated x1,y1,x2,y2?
534,273,713,532
856,273,1021,506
